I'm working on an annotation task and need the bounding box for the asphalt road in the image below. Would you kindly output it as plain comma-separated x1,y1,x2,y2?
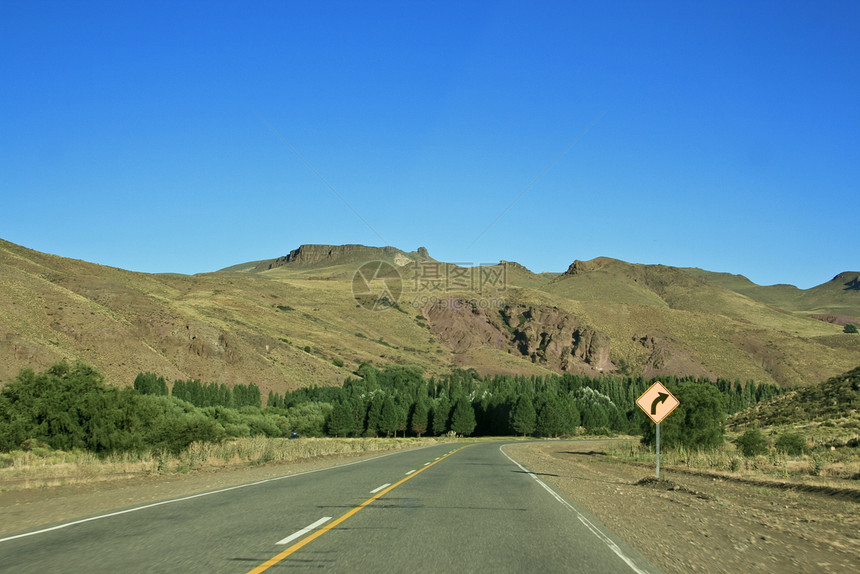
0,442,659,573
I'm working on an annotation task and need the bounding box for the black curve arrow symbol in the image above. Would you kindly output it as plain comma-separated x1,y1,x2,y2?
651,392,668,415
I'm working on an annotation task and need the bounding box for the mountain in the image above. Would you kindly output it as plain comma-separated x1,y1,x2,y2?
683,268,860,319
1,239,858,397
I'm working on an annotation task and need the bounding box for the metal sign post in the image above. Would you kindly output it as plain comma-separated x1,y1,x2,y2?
636,382,679,480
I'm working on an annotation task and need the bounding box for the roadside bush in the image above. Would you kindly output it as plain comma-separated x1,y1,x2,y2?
735,428,768,457
244,414,283,437
641,382,726,450
279,402,333,437
0,362,231,456
775,431,806,455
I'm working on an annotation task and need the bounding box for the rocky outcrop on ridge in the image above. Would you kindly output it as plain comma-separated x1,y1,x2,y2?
253,244,431,271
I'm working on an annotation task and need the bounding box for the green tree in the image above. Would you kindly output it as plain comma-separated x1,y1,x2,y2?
133,372,168,396
394,394,410,438
449,397,476,436
234,383,262,408
510,396,536,437
581,403,609,433
410,396,430,437
431,396,450,436
379,395,400,438
327,399,356,437
536,395,566,438
845,323,858,334
351,398,366,437
364,393,384,437
641,382,726,450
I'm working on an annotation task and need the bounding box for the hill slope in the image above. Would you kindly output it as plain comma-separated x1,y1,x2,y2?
727,366,860,447
684,268,860,318
1,239,858,393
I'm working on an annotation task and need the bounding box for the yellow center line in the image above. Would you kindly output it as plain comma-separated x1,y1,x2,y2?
246,444,473,574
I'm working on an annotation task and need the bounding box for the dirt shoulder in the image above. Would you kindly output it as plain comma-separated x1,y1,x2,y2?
504,440,860,574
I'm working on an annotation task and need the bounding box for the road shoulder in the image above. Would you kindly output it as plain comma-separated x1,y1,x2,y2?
503,440,859,574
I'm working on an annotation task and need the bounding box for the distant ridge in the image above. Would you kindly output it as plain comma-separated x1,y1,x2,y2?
684,267,860,317
227,244,433,272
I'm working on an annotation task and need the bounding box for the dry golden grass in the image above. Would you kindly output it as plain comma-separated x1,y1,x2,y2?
0,437,454,492
608,440,860,487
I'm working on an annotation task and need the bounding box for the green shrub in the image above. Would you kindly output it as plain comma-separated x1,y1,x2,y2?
641,382,726,450
774,432,806,455
735,428,768,457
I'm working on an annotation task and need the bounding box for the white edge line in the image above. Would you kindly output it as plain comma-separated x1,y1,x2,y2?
276,516,332,545
0,444,444,544
499,445,651,574
370,483,391,494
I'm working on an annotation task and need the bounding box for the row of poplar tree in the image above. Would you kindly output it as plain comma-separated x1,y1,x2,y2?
134,373,263,409
264,364,781,441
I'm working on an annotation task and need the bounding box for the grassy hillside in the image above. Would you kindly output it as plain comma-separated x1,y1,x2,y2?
684,268,860,317
727,366,860,447
1,239,858,393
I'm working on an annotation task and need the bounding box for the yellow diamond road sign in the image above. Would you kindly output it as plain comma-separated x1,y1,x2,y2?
636,382,680,424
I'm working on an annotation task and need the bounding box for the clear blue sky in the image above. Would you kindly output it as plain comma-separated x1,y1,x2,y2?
2,1,857,288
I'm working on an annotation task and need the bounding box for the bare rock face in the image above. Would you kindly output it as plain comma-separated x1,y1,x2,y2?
637,335,715,380
425,297,615,374
572,327,613,371
638,335,672,369
423,298,509,353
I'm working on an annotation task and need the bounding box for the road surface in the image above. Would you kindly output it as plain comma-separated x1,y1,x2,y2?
0,442,659,573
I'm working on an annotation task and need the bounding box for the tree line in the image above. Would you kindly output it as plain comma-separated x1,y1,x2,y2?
135,373,262,409
271,364,780,446
0,361,782,457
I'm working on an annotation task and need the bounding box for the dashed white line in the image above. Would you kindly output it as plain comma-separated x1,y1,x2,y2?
0,445,442,545
277,517,332,545
405,469,416,475
370,483,391,494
